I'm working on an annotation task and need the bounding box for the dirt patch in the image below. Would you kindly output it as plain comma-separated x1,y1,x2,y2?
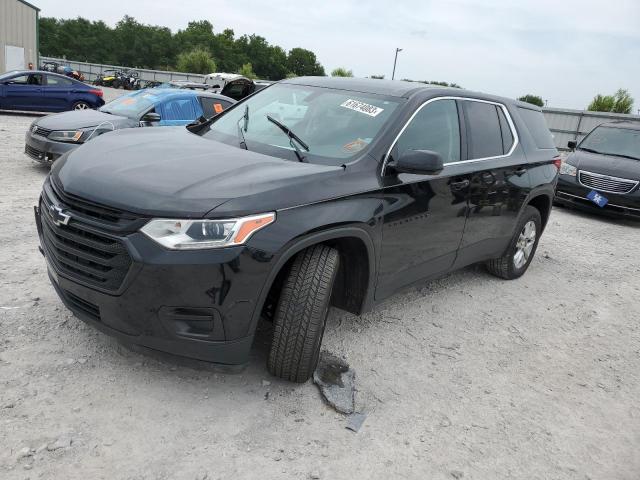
1,113,639,479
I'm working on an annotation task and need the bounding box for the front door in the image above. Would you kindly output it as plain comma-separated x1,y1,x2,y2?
2,73,45,110
376,99,469,299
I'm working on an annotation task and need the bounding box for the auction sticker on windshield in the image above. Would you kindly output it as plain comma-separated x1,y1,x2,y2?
340,99,384,117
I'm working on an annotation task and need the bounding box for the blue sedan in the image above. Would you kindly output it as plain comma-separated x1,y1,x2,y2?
25,88,236,163
0,70,104,112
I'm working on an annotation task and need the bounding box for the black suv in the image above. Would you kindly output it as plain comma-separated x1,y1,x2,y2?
35,77,559,382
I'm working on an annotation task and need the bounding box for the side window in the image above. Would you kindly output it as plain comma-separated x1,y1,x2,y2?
395,99,461,163
159,97,199,121
517,107,555,149
463,101,503,158
199,97,232,118
5,74,43,85
46,75,73,87
497,107,514,154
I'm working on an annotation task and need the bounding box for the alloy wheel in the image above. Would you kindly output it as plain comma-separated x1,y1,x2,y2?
513,220,536,269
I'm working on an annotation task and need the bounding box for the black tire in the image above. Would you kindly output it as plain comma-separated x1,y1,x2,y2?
72,101,91,110
486,205,542,280
112,79,121,89
267,245,340,382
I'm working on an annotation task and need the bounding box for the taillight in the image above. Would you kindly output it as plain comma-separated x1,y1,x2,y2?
552,156,562,170
88,89,103,97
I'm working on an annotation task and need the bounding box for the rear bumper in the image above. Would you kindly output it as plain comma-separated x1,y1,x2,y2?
555,175,640,219
25,130,77,163
35,205,275,365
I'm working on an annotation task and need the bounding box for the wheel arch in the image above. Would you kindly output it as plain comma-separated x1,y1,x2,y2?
526,193,552,231
248,226,377,336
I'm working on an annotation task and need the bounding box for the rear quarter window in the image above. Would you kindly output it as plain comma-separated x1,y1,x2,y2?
517,107,555,149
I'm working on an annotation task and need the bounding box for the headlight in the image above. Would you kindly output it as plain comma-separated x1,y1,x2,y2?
559,161,577,177
48,130,84,143
48,127,112,143
140,212,275,250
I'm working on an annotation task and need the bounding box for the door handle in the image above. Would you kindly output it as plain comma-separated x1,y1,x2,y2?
450,179,470,191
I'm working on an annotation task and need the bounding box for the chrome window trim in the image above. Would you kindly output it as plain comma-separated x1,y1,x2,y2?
381,96,519,176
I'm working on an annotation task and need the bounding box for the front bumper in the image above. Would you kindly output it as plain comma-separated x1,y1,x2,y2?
35,205,275,365
555,175,640,219
25,130,78,163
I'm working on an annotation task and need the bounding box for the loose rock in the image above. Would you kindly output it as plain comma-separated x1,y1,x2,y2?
312,351,355,414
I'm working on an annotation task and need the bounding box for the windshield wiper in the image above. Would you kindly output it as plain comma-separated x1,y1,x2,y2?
237,105,249,150
266,115,309,162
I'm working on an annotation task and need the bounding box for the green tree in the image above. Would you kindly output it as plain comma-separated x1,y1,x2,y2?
588,89,634,114
518,94,545,107
287,48,325,76
176,48,216,74
238,62,257,79
331,67,353,77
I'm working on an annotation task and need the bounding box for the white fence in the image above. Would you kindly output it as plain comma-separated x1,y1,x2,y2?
40,56,206,84
542,108,640,151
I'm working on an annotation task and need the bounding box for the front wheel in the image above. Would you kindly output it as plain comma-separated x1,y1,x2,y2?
267,245,340,382
486,205,542,280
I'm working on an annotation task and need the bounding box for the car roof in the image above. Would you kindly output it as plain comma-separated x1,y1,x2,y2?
1,69,85,84
281,76,521,106
599,120,640,131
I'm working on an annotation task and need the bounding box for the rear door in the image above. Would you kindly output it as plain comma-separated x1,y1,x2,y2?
2,73,45,110
376,98,470,299
454,99,531,266
43,74,75,111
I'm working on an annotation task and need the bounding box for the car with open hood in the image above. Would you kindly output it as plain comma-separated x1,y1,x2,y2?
556,121,640,218
35,77,559,382
25,88,235,163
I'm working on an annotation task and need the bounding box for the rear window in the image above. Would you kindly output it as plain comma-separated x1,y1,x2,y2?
200,97,232,118
518,107,555,149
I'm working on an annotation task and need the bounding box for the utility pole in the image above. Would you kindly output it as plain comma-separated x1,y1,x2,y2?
391,48,403,80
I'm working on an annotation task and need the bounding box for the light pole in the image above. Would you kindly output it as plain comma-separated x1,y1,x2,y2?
392,48,403,80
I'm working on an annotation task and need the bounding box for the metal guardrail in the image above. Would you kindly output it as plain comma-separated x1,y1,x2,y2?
542,107,640,150
40,56,206,84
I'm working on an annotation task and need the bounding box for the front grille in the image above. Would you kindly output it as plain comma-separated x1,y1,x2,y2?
25,144,46,161
50,176,139,227
579,170,639,194
40,183,133,292
33,126,52,137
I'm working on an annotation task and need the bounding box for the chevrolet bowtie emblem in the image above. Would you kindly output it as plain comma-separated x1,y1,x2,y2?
49,204,71,226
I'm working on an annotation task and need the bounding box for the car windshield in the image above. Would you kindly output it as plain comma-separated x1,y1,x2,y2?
201,83,402,164
580,126,640,160
99,90,156,119
0,71,20,81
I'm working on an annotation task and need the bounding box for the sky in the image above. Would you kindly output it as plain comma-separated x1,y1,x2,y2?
34,0,640,111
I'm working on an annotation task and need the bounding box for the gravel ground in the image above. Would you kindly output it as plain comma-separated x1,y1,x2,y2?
1,111,639,480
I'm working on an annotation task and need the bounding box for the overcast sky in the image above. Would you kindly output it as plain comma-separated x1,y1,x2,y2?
34,0,640,110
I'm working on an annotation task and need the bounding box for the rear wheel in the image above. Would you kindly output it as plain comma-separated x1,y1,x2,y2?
112,79,121,89
267,245,340,382
72,101,91,110
486,205,541,280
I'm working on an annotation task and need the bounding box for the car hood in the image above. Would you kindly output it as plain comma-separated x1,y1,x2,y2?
36,109,135,131
52,127,347,218
568,149,640,179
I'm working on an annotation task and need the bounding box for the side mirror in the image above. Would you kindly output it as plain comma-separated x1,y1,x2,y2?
567,140,577,150
392,150,444,175
140,112,161,123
